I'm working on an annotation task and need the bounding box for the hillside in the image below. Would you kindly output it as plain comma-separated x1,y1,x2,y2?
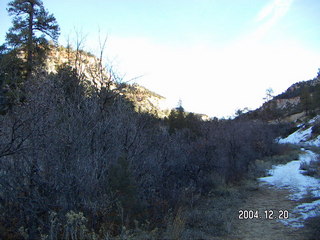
43,45,212,119
242,72,320,123
278,115,320,146
1,1,320,239
2,44,320,239
1,42,289,239
41,45,171,118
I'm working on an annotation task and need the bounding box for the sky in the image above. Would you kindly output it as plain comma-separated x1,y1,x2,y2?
1,0,320,117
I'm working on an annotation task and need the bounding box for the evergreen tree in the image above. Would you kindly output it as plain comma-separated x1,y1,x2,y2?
168,101,186,134
0,47,25,113
263,88,274,102
6,0,60,77
314,68,320,109
312,84,320,109
300,86,312,114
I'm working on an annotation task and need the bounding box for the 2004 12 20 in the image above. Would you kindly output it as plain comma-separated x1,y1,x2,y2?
238,209,289,220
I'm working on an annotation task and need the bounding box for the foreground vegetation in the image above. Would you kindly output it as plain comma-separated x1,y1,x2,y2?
0,63,288,239
1,1,316,239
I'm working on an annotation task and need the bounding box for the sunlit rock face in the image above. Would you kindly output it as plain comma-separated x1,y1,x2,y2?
274,97,301,110
42,46,171,117
120,84,170,118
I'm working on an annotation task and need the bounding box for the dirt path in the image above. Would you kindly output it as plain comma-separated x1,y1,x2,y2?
228,185,311,240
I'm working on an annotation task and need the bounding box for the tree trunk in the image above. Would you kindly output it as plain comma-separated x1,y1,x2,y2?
27,158,40,240
27,0,34,79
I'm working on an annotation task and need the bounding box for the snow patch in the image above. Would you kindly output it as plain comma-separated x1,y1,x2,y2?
297,123,304,128
278,127,312,145
259,150,320,227
308,115,320,124
279,200,320,228
278,115,320,146
308,135,320,146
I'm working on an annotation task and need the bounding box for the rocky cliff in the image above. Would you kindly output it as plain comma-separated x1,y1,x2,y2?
242,72,320,124
44,45,171,118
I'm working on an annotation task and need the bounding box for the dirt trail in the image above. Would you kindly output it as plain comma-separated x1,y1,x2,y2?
228,185,311,240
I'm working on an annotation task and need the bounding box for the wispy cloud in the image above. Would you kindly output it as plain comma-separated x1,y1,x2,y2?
252,0,294,41
83,0,320,118
257,0,294,22
256,2,275,22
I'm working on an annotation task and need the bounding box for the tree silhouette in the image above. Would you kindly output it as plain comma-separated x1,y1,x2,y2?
263,88,274,102
6,0,60,78
300,86,312,114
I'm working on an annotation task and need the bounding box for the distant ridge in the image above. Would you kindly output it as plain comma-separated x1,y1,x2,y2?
240,72,320,123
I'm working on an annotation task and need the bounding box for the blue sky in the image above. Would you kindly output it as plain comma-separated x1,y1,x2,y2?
1,0,320,117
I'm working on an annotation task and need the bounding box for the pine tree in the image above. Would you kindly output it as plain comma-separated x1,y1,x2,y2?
168,101,187,134
312,84,320,109
263,88,274,102
6,0,60,78
300,86,312,114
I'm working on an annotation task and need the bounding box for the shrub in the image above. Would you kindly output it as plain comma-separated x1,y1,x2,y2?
300,155,320,178
312,122,320,135
0,66,285,238
305,216,320,240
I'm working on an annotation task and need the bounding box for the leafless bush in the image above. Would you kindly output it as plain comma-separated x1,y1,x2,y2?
0,65,281,239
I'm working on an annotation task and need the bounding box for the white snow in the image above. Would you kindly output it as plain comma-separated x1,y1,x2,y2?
260,150,320,200
278,115,320,146
278,127,313,145
278,126,320,147
308,115,320,124
259,150,320,228
279,200,320,228
308,135,320,146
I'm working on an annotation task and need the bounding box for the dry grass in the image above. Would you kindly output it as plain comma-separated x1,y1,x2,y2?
305,216,320,240
248,146,301,179
176,185,245,239
163,207,187,240
300,155,320,178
